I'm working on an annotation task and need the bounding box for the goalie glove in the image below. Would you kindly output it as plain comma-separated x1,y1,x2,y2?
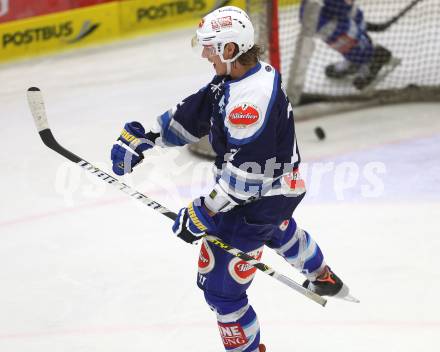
111,121,159,176
172,197,217,244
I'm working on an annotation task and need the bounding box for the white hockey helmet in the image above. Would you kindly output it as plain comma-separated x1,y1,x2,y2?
192,6,255,64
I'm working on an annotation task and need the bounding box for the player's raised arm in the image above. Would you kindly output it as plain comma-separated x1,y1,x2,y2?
110,78,219,175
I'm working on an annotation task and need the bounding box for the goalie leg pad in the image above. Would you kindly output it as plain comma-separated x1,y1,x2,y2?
205,292,261,352
301,0,374,64
320,15,373,64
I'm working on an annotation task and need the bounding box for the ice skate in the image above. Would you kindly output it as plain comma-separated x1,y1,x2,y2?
325,60,361,79
352,45,398,91
303,266,360,303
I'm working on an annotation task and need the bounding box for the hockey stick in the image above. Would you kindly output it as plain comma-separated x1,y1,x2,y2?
26,87,327,307
366,0,423,32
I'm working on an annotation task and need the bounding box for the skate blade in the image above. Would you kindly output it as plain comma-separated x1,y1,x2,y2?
334,284,360,303
339,294,360,303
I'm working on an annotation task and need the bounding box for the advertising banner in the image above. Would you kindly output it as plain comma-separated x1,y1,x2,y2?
119,0,246,36
0,0,248,63
72,0,114,7
0,0,114,24
0,2,119,62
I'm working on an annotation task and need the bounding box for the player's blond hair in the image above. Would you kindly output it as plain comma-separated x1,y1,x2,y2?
234,44,262,66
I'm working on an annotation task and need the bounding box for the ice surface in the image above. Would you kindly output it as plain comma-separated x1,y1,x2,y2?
0,29,439,352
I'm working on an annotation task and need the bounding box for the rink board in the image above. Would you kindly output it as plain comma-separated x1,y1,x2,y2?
0,2,119,63
118,0,246,35
0,0,246,63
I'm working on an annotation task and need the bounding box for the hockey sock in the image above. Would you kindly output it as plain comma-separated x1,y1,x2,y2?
216,304,260,352
206,293,261,352
273,218,326,281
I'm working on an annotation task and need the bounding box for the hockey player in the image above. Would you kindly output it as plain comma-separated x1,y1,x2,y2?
300,0,395,90
111,6,352,351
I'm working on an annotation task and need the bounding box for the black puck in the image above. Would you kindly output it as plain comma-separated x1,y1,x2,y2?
314,126,326,140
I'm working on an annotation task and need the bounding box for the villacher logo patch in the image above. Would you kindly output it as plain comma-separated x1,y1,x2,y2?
228,246,263,284
228,103,260,128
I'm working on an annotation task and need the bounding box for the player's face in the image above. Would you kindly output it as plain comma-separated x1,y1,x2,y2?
201,45,216,59
201,45,226,75
207,54,227,76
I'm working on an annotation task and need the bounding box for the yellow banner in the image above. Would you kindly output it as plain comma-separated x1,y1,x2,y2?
0,0,249,63
0,2,119,63
120,0,246,36
282,0,301,5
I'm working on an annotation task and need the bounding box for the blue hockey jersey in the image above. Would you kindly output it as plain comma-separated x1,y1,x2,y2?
154,61,305,222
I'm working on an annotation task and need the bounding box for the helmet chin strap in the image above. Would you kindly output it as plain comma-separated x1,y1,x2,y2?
220,51,242,76
226,61,232,75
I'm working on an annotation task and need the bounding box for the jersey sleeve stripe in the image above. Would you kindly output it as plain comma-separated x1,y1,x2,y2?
157,110,200,146
218,177,257,201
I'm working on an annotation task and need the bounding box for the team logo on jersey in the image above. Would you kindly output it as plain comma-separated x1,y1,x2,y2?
228,246,263,284
211,16,232,31
198,240,215,274
228,103,260,128
218,322,248,348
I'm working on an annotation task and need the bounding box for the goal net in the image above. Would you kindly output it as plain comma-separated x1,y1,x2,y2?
188,0,440,158
247,0,440,106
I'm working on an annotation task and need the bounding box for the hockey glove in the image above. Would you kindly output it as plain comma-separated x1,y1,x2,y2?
172,197,217,244
111,122,158,176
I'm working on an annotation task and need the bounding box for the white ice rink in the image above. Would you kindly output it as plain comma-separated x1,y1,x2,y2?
1,29,440,352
